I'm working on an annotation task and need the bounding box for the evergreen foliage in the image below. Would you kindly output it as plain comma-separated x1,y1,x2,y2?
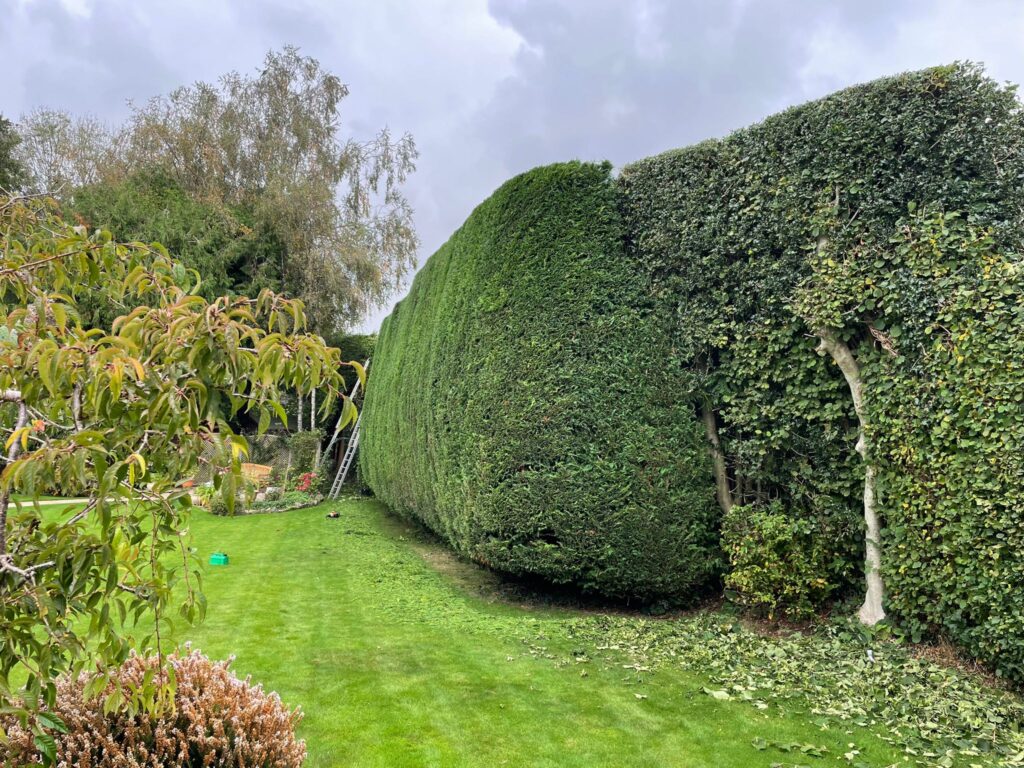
363,63,1024,679
362,161,720,599
68,170,286,317
0,115,24,191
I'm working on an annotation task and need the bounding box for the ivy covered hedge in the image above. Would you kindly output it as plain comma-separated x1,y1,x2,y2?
620,63,1024,678
361,161,720,599
810,208,1024,681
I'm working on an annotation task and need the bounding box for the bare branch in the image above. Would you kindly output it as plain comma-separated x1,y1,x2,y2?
0,554,55,582
72,384,84,431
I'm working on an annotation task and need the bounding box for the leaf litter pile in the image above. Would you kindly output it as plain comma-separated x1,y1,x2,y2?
522,612,1024,768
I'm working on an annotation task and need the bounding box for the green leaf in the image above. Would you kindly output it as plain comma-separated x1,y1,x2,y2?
35,712,68,734
33,732,57,765
346,360,366,391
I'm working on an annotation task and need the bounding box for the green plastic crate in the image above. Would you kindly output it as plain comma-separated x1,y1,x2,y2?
209,552,229,566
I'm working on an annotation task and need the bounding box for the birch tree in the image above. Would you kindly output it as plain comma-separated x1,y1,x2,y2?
16,47,418,334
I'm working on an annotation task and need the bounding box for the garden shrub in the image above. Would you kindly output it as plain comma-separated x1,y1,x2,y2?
208,494,231,516
619,63,1024,676
2,649,305,767
721,503,838,620
361,161,720,600
287,430,322,476
206,479,252,516
294,471,318,492
191,483,217,508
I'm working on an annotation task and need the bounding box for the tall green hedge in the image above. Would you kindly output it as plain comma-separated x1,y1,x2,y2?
361,161,720,599
364,64,1024,680
619,63,1024,678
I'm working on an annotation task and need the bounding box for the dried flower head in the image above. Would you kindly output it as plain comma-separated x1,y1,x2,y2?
3,648,306,767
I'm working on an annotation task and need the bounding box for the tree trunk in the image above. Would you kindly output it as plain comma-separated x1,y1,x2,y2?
815,327,885,626
701,403,734,516
296,390,304,432
312,389,321,466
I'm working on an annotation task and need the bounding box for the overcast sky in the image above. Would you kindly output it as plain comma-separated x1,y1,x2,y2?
5,0,1024,333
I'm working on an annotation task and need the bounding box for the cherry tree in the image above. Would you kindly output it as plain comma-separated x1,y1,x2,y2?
0,194,360,747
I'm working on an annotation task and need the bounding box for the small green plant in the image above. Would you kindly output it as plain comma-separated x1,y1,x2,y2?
207,489,249,517
288,431,322,476
722,503,836,620
208,495,229,516
269,465,283,487
192,484,216,508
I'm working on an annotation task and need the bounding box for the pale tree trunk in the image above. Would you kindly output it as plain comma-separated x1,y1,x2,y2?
311,389,321,466
701,403,734,516
815,328,885,626
296,389,304,432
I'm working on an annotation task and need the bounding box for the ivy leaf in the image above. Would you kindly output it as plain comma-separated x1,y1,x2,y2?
703,687,731,700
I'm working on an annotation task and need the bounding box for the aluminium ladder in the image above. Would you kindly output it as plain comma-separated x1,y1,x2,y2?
320,359,370,472
327,411,362,499
326,359,370,499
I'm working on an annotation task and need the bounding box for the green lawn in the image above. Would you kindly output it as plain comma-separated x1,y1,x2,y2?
170,499,906,768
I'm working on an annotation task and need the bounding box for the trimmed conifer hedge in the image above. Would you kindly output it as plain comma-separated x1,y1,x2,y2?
361,161,720,599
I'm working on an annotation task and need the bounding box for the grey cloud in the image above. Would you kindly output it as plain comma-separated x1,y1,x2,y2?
474,0,915,175
2,0,1022,333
